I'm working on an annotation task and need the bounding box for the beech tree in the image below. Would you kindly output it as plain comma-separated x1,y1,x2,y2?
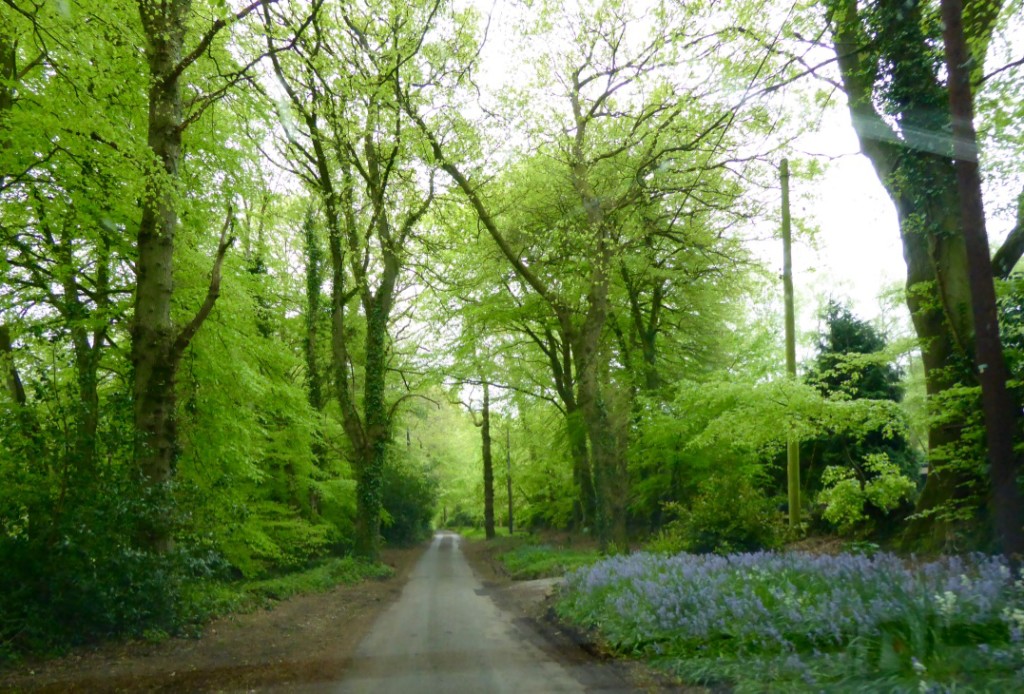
405,0,786,548
262,0,448,559
131,0,284,550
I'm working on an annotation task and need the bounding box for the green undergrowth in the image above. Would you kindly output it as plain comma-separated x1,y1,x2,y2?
447,525,488,540
187,556,394,620
497,540,601,580
1,555,393,667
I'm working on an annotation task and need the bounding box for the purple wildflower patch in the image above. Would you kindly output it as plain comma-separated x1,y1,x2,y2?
556,551,1024,690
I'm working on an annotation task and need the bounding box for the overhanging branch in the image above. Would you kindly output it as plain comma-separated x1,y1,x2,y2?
171,206,235,362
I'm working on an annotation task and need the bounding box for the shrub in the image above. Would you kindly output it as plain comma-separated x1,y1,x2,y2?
648,474,784,554
819,453,916,535
380,458,438,546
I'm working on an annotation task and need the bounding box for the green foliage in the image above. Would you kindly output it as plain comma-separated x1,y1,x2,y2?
819,453,918,534
511,406,578,532
0,385,193,661
498,543,601,580
648,474,785,555
807,302,904,402
380,456,438,547
213,500,341,579
239,557,393,603
0,467,190,661
800,302,920,496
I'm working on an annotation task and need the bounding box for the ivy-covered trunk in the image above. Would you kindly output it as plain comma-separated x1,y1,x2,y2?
575,348,630,551
354,299,392,560
133,0,190,552
565,405,596,531
894,167,979,548
826,0,985,550
568,125,631,550
569,231,629,550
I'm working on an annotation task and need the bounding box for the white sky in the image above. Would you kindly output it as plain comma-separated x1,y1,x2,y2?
787,105,908,339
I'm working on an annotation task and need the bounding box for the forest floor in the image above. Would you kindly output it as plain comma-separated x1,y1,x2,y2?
1,535,690,693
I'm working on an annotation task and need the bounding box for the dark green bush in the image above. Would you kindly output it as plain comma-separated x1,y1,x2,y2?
380,458,438,546
648,473,784,554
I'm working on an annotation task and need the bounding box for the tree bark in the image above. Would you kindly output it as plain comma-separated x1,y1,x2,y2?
567,114,631,550
565,404,596,529
941,0,1024,558
304,208,327,413
991,189,1024,280
0,325,27,406
826,0,981,549
303,207,326,516
481,382,496,539
132,0,191,553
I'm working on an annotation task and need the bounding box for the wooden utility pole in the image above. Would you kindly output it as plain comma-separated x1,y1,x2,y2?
940,0,1024,558
782,158,801,527
506,425,514,535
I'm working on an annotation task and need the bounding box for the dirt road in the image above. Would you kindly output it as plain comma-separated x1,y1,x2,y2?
332,531,589,693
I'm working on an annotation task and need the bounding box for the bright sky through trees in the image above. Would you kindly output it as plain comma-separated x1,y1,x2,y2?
465,0,1021,349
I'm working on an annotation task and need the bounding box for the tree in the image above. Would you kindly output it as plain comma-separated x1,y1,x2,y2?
939,0,1023,556
131,0,277,551
263,0,442,559
808,302,904,402
405,0,784,549
801,302,918,534
823,0,1024,549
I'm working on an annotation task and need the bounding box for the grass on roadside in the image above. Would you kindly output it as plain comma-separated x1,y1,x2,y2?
445,525,489,540
496,540,601,580
182,556,393,630
458,531,602,580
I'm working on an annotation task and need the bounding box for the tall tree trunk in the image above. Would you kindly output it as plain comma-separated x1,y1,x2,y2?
941,0,1024,558
573,313,629,550
481,382,495,540
303,206,326,517
827,0,980,550
895,168,978,549
58,232,109,474
133,0,191,553
133,0,235,551
353,297,392,559
565,404,595,530
304,207,326,413
568,147,630,550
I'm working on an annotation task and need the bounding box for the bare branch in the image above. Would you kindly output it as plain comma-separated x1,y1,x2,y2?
165,0,277,86
171,206,235,361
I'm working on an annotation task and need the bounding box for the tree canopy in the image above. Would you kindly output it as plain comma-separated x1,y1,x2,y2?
1,0,1023,660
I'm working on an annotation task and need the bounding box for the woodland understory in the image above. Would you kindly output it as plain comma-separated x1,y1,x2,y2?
2,0,1024,682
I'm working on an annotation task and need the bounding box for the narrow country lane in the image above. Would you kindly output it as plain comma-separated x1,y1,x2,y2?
335,532,587,693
